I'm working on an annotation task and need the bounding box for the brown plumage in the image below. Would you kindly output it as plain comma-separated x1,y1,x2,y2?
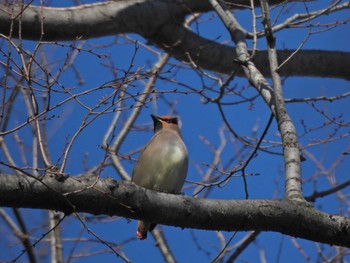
131,114,188,240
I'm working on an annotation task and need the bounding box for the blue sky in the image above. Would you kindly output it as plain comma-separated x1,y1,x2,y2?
1,0,350,262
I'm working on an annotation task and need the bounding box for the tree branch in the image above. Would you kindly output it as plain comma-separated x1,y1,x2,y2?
0,2,349,80
0,173,349,247
260,0,303,200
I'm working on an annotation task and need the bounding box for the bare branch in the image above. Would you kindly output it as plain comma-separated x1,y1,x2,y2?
0,173,349,247
0,2,349,80
260,0,303,200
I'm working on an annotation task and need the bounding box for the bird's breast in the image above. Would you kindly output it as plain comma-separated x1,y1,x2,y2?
132,132,188,193
160,143,186,163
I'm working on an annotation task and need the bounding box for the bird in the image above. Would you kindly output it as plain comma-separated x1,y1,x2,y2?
131,114,188,240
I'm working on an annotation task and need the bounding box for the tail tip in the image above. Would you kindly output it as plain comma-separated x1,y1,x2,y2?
136,230,147,240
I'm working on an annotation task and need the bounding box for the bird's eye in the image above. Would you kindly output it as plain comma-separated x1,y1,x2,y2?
161,117,178,125
168,119,178,124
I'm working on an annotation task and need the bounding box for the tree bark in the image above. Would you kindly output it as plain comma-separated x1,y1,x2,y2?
0,2,349,80
0,173,349,247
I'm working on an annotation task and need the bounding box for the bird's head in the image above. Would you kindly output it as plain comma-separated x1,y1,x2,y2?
151,114,181,134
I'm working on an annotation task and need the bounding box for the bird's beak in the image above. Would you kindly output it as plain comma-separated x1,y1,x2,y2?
150,114,159,122
151,114,162,133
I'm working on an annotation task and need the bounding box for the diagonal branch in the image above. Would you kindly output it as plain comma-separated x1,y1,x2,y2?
260,0,303,201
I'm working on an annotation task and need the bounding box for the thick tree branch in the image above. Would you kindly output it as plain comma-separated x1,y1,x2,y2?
0,173,349,247
152,23,350,79
0,0,305,39
0,2,349,80
0,0,284,40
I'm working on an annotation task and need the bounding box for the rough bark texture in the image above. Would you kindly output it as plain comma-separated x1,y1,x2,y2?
0,173,349,247
260,0,303,200
0,2,349,79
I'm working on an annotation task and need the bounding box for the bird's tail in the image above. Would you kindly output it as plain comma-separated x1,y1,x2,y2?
136,221,151,240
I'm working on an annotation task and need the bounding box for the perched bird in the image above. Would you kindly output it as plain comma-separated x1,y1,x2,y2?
131,114,188,240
